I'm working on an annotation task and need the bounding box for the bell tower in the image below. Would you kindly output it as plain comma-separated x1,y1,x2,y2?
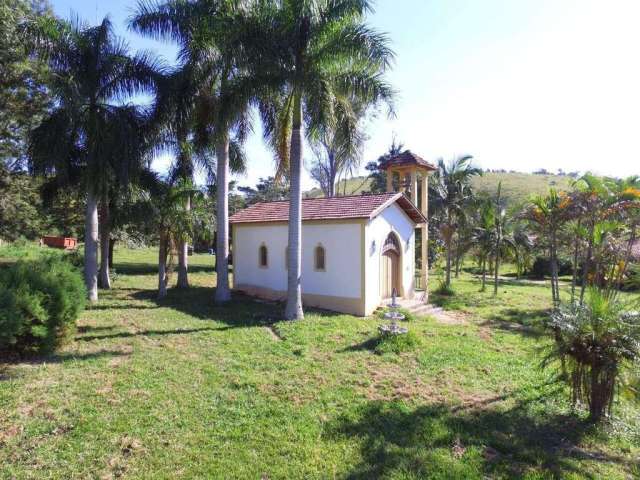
381,151,435,301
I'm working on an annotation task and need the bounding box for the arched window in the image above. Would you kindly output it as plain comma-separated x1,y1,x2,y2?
259,244,268,268
314,244,326,271
382,232,400,255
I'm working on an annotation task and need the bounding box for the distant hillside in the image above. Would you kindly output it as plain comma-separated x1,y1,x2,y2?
305,171,575,208
471,172,573,208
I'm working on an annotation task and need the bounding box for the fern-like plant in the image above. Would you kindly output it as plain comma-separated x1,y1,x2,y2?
544,289,640,421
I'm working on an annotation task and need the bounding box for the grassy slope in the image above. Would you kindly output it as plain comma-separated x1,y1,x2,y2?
306,172,574,208
1,247,638,479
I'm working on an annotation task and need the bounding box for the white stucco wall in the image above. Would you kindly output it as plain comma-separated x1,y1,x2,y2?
233,222,362,299
364,203,416,313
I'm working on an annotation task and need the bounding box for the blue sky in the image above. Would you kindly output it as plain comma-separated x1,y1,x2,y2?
49,0,640,189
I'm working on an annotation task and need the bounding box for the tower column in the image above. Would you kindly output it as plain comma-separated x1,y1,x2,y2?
410,170,418,204
386,168,394,193
420,174,429,301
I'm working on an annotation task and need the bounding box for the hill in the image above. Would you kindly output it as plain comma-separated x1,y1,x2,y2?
306,171,575,208
471,172,573,208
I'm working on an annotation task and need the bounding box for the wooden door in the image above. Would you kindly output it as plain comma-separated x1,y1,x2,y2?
381,250,399,299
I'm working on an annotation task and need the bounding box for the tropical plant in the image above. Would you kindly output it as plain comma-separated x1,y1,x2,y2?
523,189,572,305
571,174,640,302
28,16,161,302
309,101,367,197
430,155,481,288
131,0,251,303
545,289,640,422
254,0,395,319
138,171,204,299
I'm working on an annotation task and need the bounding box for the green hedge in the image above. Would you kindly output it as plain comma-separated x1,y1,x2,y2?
0,256,86,355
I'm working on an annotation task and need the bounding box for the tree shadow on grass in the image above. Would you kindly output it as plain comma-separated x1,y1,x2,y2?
86,303,161,311
480,308,549,339
76,326,219,342
132,282,345,324
129,286,289,329
1,349,132,379
327,399,629,479
112,262,214,276
337,337,380,353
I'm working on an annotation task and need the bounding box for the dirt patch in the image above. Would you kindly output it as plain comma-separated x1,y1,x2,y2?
478,327,493,342
101,436,145,480
264,325,282,341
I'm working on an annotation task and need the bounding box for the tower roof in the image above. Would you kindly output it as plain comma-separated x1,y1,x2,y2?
380,150,437,171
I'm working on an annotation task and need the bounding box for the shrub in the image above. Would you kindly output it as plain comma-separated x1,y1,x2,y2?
544,289,640,422
375,331,420,355
433,279,455,296
0,256,86,356
531,256,574,279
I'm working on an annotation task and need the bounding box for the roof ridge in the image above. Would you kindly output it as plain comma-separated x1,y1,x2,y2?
244,191,395,207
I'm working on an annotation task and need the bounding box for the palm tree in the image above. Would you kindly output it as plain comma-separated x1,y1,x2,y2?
472,198,496,291
309,101,366,197
523,189,572,305
431,155,481,288
28,17,161,302
254,0,394,319
131,0,251,303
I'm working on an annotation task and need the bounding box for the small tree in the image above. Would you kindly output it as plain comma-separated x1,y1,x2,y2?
545,289,640,422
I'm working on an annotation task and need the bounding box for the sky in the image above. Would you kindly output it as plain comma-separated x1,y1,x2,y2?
49,0,640,190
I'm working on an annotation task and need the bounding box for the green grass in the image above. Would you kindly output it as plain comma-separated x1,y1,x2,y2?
1,247,638,479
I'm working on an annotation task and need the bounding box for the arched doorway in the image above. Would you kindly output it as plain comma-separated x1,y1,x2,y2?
381,232,401,299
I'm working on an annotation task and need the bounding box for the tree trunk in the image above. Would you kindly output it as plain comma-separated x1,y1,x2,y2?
455,248,462,278
493,250,500,296
84,189,99,303
481,257,487,291
580,228,594,304
285,94,304,320
98,195,111,289
550,231,559,305
328,152,336,197
571,221,581,303
445,237,452,287
177,195,191,289
108,238,115,268
214,136,232,303
158,230,168,299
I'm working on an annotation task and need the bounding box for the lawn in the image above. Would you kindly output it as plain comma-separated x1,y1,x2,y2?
1,247,638,479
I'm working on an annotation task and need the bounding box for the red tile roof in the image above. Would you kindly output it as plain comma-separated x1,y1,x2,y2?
230,192,426,225
381,150,437,171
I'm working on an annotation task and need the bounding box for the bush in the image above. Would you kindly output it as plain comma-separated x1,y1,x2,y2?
0,256,86,356
433,279,455,296
544,289,640,422
375,331,420,355
531,256,574,279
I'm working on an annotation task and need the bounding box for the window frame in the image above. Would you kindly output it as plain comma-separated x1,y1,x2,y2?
314,244,326,272
258,243,268,269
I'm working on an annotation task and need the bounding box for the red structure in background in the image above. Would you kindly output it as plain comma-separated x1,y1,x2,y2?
41,236,77,250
